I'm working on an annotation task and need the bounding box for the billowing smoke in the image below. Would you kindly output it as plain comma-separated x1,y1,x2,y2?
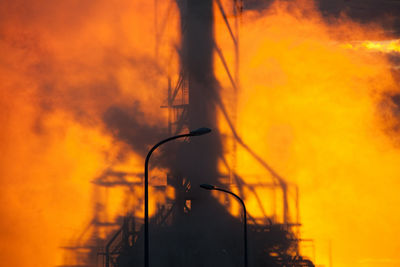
2,0,400,266
0,1,172,266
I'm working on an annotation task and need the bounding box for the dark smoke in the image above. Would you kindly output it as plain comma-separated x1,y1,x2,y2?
103,103,165,156
316,0,400,34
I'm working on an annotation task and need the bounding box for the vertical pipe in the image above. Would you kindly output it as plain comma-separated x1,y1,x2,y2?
176,0,221,209
167,76,172,135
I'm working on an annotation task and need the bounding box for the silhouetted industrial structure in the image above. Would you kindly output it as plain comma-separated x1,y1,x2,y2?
60,1,314,266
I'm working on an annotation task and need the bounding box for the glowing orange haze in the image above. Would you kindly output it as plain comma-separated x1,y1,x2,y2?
1,0,400,266
216,1,400,266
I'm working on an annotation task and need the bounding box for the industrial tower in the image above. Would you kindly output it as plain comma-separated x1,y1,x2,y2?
60,1,314,266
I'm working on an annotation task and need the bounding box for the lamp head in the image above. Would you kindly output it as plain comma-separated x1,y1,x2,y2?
189,127,212,136
200,184,215,190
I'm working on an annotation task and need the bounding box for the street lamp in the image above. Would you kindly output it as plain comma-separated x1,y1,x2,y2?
200,183,248,267
144,128,211,267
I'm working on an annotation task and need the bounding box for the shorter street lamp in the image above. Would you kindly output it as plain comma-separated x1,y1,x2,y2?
200,184,248,267
144,128,212,267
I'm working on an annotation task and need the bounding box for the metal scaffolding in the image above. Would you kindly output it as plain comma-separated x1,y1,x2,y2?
61,1,313,266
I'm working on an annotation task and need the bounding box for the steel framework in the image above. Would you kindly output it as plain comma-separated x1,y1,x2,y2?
60,1,314,266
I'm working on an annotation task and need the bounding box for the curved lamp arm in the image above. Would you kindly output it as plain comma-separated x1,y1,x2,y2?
200,184,248,267
144,128,211,267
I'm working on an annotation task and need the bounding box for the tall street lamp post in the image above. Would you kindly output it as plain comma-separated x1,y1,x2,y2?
144,127,212,267
200,183,248,267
